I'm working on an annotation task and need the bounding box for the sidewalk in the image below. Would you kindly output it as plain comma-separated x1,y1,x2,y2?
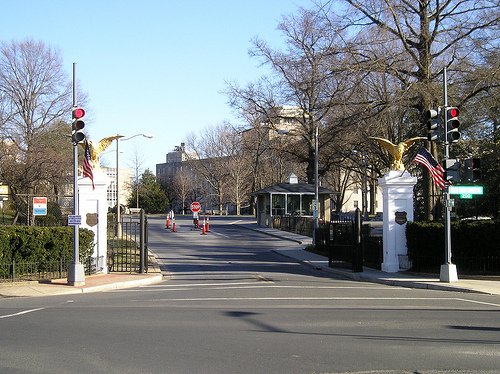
0,271,163,298
237,221,500,296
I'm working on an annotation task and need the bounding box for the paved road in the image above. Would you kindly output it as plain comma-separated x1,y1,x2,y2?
0,215,499,374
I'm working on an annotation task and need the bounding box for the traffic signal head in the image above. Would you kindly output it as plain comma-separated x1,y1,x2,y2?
425,108,442,142
445,107,460,143
72,107,85,145
443,159,460,183
465,157,481,182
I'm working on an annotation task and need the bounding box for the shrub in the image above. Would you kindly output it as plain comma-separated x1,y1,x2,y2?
0,226,94,264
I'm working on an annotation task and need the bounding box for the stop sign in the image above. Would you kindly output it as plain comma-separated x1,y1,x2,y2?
190,202,201,213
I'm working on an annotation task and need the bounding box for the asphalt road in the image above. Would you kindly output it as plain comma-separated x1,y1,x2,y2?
0,215,499,374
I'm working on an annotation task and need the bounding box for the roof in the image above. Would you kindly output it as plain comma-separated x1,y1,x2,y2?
250,182,339,196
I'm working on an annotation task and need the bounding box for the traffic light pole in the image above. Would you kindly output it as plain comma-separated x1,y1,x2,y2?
441,67,458,283
67,63,86,286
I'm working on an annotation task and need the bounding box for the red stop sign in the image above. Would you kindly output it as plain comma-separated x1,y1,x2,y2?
190,202,201,213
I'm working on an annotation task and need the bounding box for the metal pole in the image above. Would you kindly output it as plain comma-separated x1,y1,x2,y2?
116,137,121,237
363,150,368,220
68,63,85,286
443,68,451,264
313,122,319,244
440,67,458,282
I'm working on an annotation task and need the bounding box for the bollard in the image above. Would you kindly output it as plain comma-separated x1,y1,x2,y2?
196,218,199,229
206,216,209,232
201,218,206,235
172,217,176,232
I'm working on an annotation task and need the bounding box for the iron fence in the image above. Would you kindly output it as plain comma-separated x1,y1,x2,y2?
0,256,102,283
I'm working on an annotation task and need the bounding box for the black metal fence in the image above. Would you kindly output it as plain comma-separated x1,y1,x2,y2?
107,210,148,273
273,210,383,272
0,256,102,283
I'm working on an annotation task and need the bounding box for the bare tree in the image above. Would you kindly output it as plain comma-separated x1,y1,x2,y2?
0,39,74,223
331,0,500,219
171,167,194,214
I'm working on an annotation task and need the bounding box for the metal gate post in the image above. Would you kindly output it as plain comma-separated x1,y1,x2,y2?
139,209,145,274
352,208,363,272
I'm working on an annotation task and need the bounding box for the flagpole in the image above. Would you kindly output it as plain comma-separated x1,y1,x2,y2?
68,63,85,286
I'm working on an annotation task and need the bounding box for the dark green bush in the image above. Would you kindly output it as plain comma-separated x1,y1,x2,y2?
406,220,500,272
0,226,94,265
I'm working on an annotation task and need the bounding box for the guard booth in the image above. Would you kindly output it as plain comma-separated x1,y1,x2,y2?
251,174,338,227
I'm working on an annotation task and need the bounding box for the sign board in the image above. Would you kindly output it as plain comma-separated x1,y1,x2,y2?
0,185,8,196
449,186,483,195
190,202,201,213
68,215,82,226
33,197,47,216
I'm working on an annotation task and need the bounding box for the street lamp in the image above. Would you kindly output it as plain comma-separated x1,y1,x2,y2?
277,125,319,244
352,149,369,221
115,133,154,237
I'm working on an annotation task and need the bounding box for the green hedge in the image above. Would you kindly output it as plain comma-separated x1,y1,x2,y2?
406,220,500,272
0,226,94,265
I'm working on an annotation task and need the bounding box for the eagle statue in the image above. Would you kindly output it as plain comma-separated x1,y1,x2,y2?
369,136,426,171
79,135,124,169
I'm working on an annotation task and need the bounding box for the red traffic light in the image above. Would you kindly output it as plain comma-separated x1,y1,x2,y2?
72,108,85,119
447,107,459,118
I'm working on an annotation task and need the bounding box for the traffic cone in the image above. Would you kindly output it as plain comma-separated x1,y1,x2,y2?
172,217,176,232
206,216,209,232
201,218,206,235
166,215,170,229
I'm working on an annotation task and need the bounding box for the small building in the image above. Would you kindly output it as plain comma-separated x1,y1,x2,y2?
251,174,339,227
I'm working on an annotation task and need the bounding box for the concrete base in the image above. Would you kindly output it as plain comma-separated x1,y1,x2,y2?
440,263,458,283
67,262,86,286
381,261,400,273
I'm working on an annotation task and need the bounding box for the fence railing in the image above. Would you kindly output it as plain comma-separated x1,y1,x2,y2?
0,256,103,283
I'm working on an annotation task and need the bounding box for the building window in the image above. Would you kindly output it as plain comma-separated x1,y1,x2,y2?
354,200,359,208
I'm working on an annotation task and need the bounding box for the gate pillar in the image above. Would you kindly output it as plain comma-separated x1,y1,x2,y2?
378,171,417,273
79,169,111,274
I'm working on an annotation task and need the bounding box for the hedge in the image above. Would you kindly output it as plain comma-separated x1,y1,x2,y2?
406,220,500,272
0,226,94,265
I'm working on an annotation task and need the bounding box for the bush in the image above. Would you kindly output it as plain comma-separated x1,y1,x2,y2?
406,220,500,272
0,226,94,265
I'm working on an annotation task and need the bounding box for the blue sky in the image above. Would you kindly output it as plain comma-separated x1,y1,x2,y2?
1,0,315,173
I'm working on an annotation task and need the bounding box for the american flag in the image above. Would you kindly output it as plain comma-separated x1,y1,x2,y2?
414,147,445,190
83,139,95,190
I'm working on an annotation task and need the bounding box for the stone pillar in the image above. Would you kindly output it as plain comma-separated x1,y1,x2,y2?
378,170,417,273
78,169,111,274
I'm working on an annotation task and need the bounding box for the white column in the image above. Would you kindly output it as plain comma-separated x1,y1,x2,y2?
378,170,417,273
78,169,111,274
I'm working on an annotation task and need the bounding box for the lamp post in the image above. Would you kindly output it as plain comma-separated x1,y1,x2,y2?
115,133,154,237
277,124,319,244
352,149,369,221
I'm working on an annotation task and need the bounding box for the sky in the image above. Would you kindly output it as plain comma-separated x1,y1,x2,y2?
1,0,315,173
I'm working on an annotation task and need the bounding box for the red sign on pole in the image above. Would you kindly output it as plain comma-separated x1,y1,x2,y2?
190,202,201,213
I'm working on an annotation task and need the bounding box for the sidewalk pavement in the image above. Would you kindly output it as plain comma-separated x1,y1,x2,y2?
237,222,500,296
0,271,163,298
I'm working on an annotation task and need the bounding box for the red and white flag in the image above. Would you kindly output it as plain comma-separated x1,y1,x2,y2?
414,147,445,190
83,139,95,190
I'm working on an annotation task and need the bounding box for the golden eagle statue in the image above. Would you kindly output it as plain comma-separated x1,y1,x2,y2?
79,135,124,169
369,136,426,171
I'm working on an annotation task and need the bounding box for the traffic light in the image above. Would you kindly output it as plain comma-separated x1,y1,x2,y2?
465,157,481,182
425,107,442,142
443,159,460,183
445,107,460,143
71,107,85,145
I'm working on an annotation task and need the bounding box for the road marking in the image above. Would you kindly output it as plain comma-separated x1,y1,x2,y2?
253,275,274,283
456,298,500,308
209,230,230,238
0,308,44,319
